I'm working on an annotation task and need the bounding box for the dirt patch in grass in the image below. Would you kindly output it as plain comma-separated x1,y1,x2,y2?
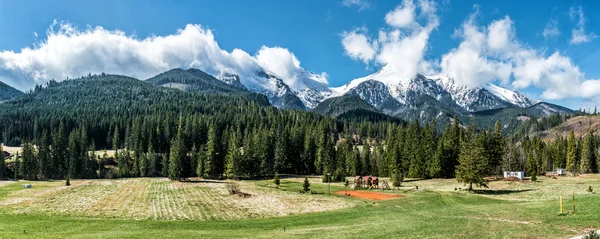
335,190,403,200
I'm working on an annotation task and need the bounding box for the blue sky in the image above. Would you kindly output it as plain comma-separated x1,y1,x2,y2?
0,0,599,109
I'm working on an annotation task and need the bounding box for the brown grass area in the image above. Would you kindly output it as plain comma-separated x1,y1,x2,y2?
533,115,600,141
335,190,403,200
1,178,353,221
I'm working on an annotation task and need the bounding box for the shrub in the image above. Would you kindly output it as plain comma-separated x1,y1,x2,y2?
303,177,310,193
392,170,404,188
273,173,280,187
531,174,537,182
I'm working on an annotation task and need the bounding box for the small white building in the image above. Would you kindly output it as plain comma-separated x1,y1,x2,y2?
556,168,567,176
503,171,524,179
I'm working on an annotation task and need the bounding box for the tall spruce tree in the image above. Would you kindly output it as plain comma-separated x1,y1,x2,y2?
204,123,219,179
37,130,51,180
51,121,67,179
456,130,488,191
21,142,38,180
0,143,4,179
168,116,186,180
580,131,595,174
567,130,577,174
224,129,240,179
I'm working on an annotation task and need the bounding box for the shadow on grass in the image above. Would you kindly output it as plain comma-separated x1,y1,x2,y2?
472,189,535,195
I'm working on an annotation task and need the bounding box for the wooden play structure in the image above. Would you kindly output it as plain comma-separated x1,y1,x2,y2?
353,175,390,190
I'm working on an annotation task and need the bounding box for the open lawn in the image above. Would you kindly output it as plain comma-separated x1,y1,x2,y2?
0,175,599,238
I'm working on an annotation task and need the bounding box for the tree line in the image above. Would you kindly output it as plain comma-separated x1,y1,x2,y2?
0,74,598,190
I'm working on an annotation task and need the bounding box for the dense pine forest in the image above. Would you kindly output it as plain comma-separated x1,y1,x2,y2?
0,74,598,188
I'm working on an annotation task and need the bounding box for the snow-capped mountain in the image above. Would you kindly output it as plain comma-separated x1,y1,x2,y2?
189,64,558,120
328,65,535,114
431,74,533,112
215,68,333,109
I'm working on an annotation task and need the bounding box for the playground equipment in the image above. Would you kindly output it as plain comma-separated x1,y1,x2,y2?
353,176,388,190
381,180,391,190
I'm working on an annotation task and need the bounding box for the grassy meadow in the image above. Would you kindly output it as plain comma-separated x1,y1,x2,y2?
0,175,599,238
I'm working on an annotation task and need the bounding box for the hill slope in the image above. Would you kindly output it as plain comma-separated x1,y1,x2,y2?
146,68,248,93
531,115,600,141
313,95,381,116
0,81,23,101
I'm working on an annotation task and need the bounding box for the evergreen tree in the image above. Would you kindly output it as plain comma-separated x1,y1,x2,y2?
273,128,289,173
139,150,148,177
37,130,51,180
168,116,186,180
353,146,362,176
391,169,404,188
361,142,371,175
195,145,205,178
112,125,120,151
204,123,219,179
456,132,488,191
224,130,240,179
488,121,504,175
67,130,79,179
300,133,316,175
21,142,38,180
302,177,310,192
580,131,595,174
431,139,443,178
147,144,157,177
51,121,67,179
0,143,4,180
14,152,20,179
567,130,577,174
274,172,280,186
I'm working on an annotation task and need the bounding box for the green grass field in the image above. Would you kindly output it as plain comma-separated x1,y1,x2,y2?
0,175,599,238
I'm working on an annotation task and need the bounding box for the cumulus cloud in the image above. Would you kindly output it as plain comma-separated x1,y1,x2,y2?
569,6,597,44
542,19,561,39
341,0,371,12
441,11,513,87
340,27,378,64
0,21,328,92
384,0,417,29
341,0,439,80
439,7,600,103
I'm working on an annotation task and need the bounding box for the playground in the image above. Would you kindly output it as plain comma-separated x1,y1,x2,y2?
334,190,404,200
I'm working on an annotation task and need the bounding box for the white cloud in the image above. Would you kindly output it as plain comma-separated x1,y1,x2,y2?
439,7,600,103
0,21,328,92
341,0,370,12
487,16,516,54
341,28,378,64
542,19,561,39
385,0,417,29
342,0,439,80
569,6,597,44
441,11,513,87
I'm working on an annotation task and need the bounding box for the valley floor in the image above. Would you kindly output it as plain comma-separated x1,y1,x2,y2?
0,175,599,238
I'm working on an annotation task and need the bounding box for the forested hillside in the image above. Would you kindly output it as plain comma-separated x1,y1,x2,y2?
0,80,23,101
146,68,247,93
0,74,596,187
